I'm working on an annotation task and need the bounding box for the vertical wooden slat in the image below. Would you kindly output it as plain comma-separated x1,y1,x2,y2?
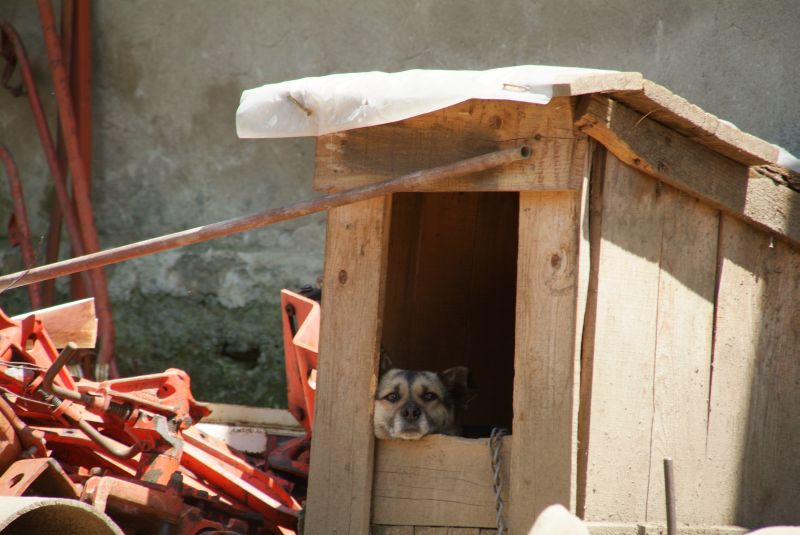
708,215,800,527
703,214,767,525
509,189,582,532
582,155,664,521
645,188,718,523
737,224,800,526
305,196,393,535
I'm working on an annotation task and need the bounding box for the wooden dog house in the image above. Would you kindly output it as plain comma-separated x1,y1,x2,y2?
241,69,800,534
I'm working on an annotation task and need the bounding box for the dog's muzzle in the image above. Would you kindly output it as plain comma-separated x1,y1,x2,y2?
392,401,429,439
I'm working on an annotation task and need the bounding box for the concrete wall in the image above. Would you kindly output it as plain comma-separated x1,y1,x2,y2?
1,0,797,405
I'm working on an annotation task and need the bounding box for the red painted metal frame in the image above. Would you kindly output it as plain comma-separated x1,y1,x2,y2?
0,307,300,533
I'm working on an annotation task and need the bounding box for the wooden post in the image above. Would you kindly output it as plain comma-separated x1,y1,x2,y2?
509,188,584,532
304,196,393,534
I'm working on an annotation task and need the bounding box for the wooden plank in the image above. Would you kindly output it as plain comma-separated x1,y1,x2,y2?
371,435,510,528
314,98,577,192
586,523,747,535
509,188,583,532
575,95,800,247
582,155,664,522
372,526,413,535
610,80,777,166
645,186,719,524
703,214,766,525
12,298,97,348
372,526,415,535
305,196,392,535
708,216,800,527
576,144,607,518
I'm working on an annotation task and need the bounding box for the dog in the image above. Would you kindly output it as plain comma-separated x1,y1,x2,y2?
373,353,477,440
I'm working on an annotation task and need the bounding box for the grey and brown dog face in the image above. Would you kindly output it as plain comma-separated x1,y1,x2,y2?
373,355,477,440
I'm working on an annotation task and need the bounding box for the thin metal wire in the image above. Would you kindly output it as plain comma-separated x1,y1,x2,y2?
1,361,49,372
0,387,54,408
490,427,510,535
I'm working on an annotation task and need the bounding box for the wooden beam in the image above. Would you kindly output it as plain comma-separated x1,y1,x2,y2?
314,98,578,193
11,298,97,348
610,80,777,166
304,196,392,535
575,95,800,247
371,435,510,528
509,188,583,532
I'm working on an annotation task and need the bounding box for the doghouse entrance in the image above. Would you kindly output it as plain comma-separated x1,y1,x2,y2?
381,191,518,435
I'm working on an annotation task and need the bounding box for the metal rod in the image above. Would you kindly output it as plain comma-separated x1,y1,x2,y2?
42,0,76,307
0,21,94,296
664,457,677,535
41,342,83,402
0,145,42,308
0,145,531,290
37,0,117,375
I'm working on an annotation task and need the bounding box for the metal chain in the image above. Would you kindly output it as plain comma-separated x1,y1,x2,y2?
490,427,510,535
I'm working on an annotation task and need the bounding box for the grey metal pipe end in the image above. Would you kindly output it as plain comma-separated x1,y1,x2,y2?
0,496,123,535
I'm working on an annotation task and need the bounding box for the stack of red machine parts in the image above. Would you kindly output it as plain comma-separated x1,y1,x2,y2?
0,289,321,534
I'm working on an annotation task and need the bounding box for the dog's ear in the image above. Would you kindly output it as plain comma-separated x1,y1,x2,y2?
439,366,478,409
378,346,393,377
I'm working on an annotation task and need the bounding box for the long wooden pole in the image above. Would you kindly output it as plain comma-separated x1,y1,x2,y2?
0,145,531,291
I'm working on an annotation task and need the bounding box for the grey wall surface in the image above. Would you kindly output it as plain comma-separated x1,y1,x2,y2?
1,0,797,405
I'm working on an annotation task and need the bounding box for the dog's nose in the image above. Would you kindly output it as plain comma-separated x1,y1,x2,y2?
401,403,421,422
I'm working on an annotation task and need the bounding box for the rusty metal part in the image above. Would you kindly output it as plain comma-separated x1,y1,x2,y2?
182,427,300,528
0,20,94,298
36,0,117,378
0,458,79,498
281,290,319,434
0,397,46,458
267,436,310,480
41,342,83,402
0,146,42,309
0,145,532,290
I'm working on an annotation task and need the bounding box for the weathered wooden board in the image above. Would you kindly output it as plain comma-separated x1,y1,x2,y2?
582,154,665,521
373,528,496,535
610,80,777,166
510,188,583,532
645,184,719,523
314,98,577,192
304,196,393,535
708,215,800,527
575,95,800,247
371,435,510,528
12,298,97,348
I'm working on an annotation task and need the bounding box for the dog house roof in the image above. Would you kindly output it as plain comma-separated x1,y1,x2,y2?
235,66,798,173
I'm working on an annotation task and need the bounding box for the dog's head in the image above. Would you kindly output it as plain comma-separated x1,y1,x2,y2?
373,354,477,440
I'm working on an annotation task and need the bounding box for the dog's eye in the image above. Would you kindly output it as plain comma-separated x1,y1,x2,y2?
383,392,400,403
421,392,438,402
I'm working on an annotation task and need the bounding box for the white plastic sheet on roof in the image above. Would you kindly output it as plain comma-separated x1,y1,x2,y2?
235,65,614,139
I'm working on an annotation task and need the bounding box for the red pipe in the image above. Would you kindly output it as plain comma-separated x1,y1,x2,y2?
37,0,117,378
0,20,94,298
42,0,76,306
0,145,42,309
